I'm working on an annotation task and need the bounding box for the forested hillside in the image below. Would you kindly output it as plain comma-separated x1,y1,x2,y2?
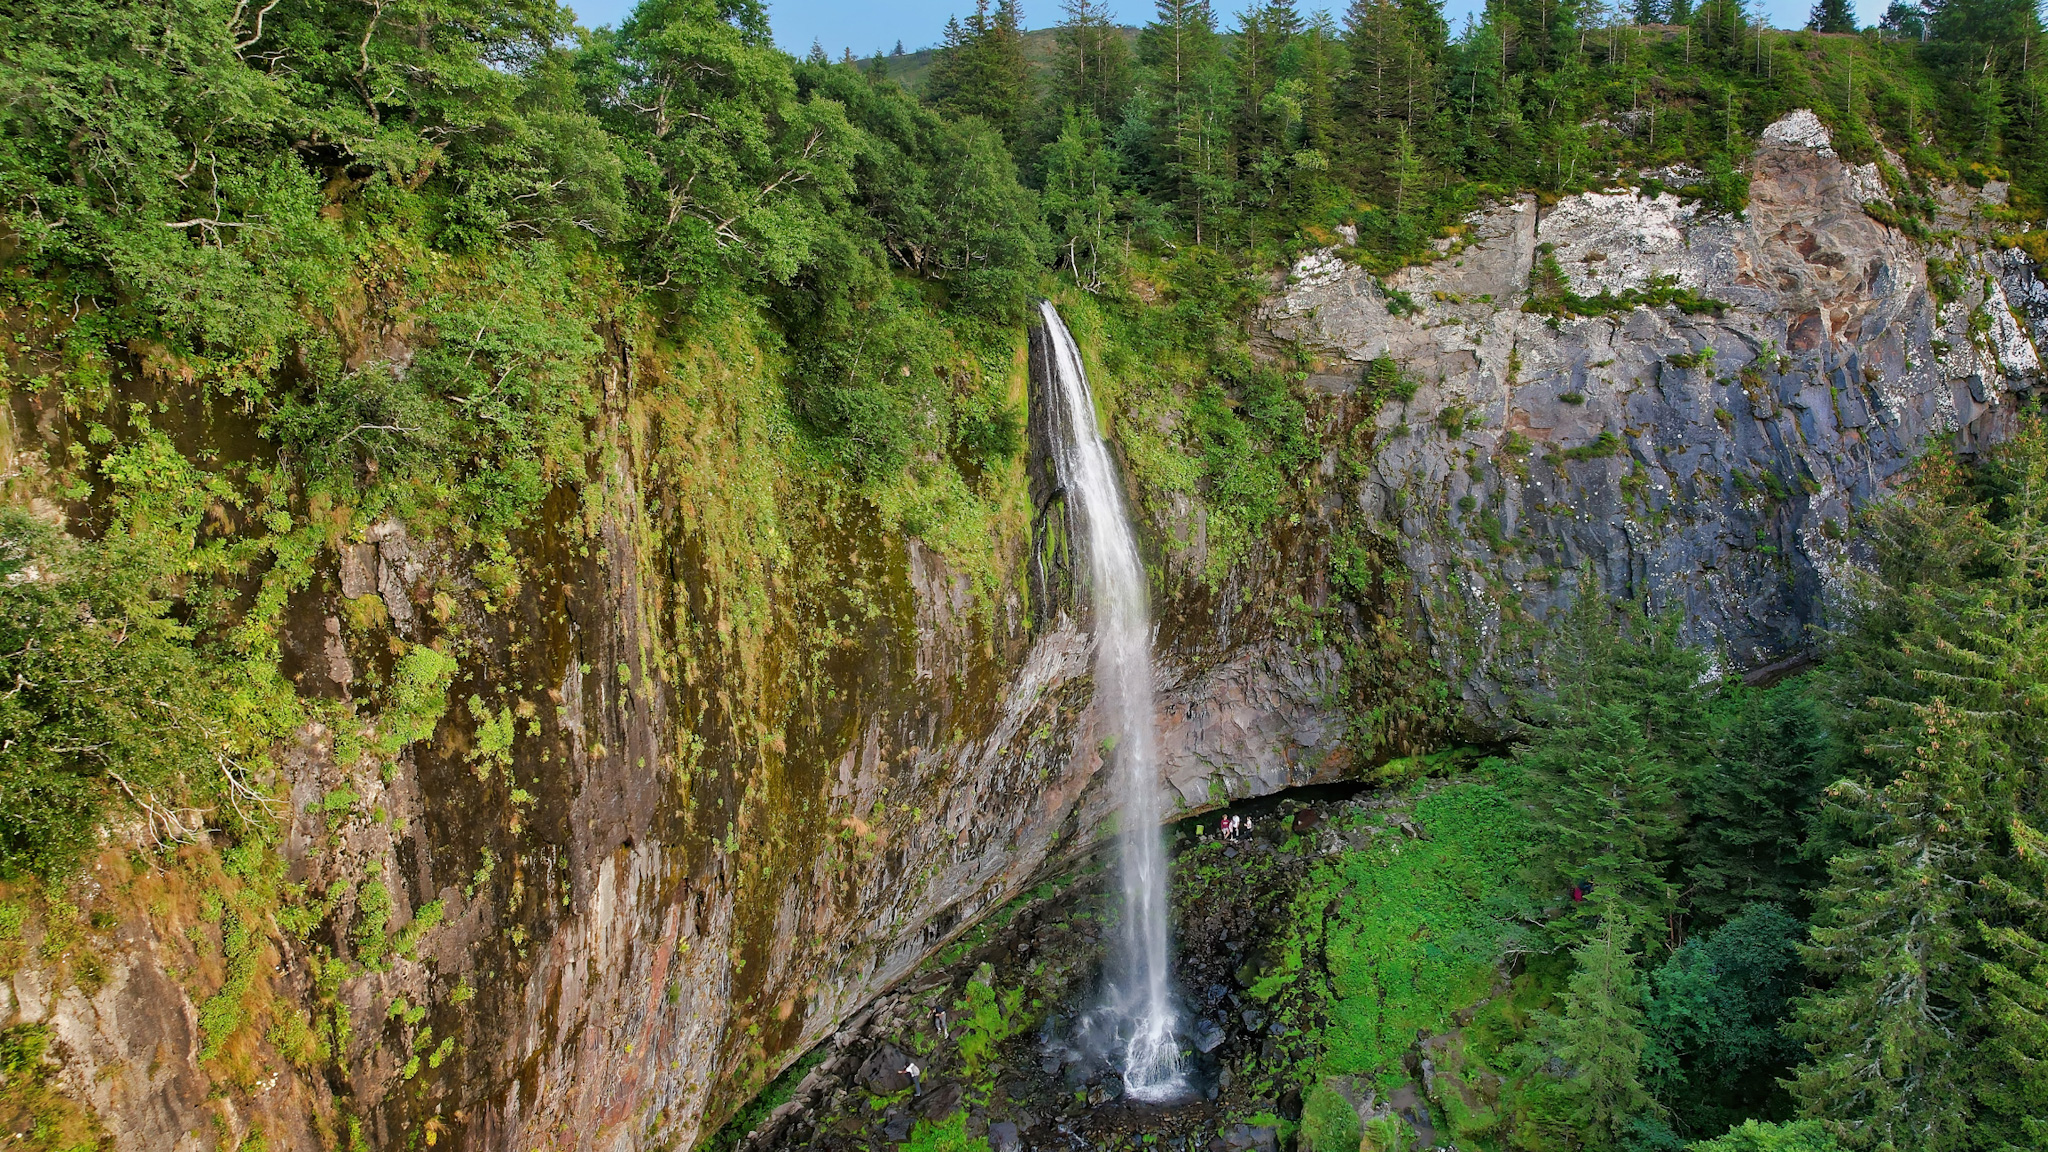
2,0,2047,1147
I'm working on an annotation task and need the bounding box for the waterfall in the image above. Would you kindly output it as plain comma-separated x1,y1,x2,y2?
1036,301,1186,1102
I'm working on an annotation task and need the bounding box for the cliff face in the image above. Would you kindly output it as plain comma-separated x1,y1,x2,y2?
1264,110,2034,716
1,110,2034,1152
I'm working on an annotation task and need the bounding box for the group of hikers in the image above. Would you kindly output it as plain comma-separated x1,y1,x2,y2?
1208,814,1254,841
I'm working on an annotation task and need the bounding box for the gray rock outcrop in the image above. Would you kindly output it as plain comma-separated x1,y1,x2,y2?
1263,109,2035,717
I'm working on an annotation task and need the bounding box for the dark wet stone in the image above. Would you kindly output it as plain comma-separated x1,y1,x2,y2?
916,1081,964,1119
858,1045,914,1095
1221,1125,1279,1152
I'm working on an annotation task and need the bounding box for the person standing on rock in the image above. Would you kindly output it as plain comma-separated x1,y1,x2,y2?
904,1060,922,1096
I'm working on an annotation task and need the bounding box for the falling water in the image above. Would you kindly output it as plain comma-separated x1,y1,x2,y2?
1036,301,1186,1102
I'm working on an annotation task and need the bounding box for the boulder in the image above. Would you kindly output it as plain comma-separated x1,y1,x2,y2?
856,1045,913,1096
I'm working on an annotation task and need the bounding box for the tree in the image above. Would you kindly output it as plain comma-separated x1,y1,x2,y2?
1550,911,1661,1148
582,0,856,297
1877,1,1926,38
1340,0,1440,195
1689,1121,1845,1152
1806,0,1856,32
1520,700,1685,944
1052,0,1135,127
1979,813,2048,1149
1134,0,1231,239
926,0,1034,143
1787,701,1983,1152
1642,905,1808,1136
1517,583,1706,946
1808,417,2048,1147
1041,111,1123,290
1686,682,1832,922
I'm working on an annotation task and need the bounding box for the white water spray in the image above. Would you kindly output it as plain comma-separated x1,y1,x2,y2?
1036,301,1186,1102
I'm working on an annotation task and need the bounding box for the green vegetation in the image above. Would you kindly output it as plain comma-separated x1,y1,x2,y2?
2,0,2046,1141
902,1113,993,1152
1257,413,2048,1150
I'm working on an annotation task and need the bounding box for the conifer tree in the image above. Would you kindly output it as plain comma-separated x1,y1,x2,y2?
1686,682,1831,922
1805,0,1855,34
1788,700,1983,1152
1231,1,1302,167
1980,812,2048,1148
927,0,1033,141
1552,911,1661,1147
1340,0,1439,195
1293,11,1342,161
1520,699,1684,944
1518,580,1705,945
1135,0,1231,240
1052,0,1135,127
1041,110,1123,290
1810,418,2048,1144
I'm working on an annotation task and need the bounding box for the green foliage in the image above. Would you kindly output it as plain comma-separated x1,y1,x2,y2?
901,1113,993,1152
0,488,297,877
1643,905,1807,1136
1320,784,1532,1084
1187,352,1314,576
373,646,459,759
1687,1120,1843,1152
1301,1081,1365,1152
924,1,1031,144
1517,582,1707,943
1685,685,1830,921
1526,264,1730,321
1558,432,1624,462
1548,913,1659,1149
951,974,1024,1080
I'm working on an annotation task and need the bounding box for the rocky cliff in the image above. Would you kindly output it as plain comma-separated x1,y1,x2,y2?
0,109,2034,1152
1264,109,2035,717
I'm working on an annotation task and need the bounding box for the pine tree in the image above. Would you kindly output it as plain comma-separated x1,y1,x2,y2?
1806,0,1856,32
1340,0,1439,197
1788,700,1984,1152
1877,1,1925,38
1686,682,1831,922
1517,580,1707,945
1052,0,1135,127
1980,813,2048,1149
1520,699,1684,944
1293,11,1342,160
1813,418,2048,1145
927,0,1034,142
1040,110,1123,290
1135,0,1229,239
1551,911,1661,1147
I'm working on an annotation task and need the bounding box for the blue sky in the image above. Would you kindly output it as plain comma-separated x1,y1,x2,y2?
564,0,1885,57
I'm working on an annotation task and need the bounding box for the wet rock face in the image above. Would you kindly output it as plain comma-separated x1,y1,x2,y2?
1264,109,2034,718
